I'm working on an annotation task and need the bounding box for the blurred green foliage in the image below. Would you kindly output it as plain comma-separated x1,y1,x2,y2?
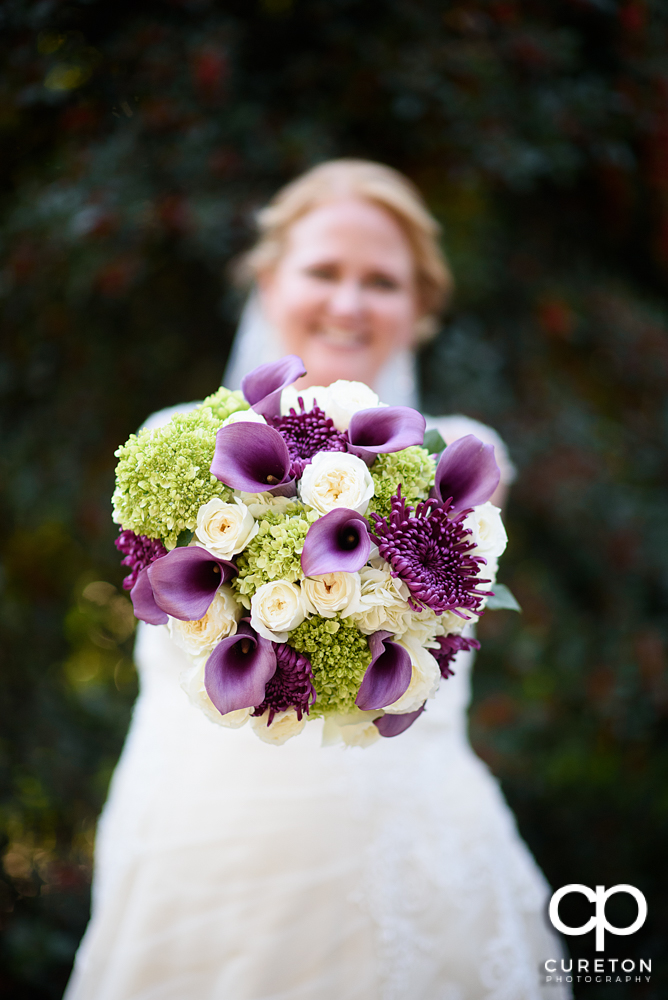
1,1,667,996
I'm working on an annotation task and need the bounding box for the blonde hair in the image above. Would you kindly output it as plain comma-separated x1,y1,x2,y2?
238,159,453,341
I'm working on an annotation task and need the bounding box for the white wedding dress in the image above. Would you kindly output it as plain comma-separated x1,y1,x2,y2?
65,609,567,1000
65,304,570,999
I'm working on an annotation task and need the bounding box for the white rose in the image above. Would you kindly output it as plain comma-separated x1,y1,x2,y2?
179,660,251,728
250,580,306,641
325,380,382,431
322,710,381,748
299,452,374,515
476,556,499,597
238,491,295,519
168,585,241,657
251,708,306,745
281,384,330,416
195,497,258,557
302,572,361,619
384,631,441,714
437,609,473,635
400,607,444,646
464,502,507,562
217,707,253,728
346,561,476,638
343,562,413,635
222,408,267,427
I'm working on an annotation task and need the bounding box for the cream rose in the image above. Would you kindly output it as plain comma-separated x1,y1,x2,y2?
384,630,441,714
437,609,473,635
238,491,295,519
343,563,413,635
322,710,381,748
302,572,361,619
250,580,306,641
195,497,258,557
324,380,382,431
464,502,507,562
345,560,473,639
281,384,330,416
251,708,306,745
168,585,241,657
221,408,267,427
179,660,251,728
299,452,374,516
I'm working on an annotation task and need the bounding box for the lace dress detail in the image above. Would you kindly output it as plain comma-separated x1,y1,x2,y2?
350,653,565,1000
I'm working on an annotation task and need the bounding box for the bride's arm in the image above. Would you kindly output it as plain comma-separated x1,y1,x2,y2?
139,401,200,432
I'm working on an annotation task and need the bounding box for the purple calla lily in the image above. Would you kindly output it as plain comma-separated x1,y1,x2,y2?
355,630,413,711
241,355,307,418
205,622,277,716
374,702,426,737
146,546,237,621
347,406,426,463
301,508,371,577
432,434,500,511
130,565,169,625
210,423,293,493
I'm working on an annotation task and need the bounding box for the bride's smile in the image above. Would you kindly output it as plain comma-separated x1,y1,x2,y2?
259,197,419,388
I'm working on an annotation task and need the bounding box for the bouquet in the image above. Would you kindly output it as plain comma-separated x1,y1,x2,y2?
112,355,512,747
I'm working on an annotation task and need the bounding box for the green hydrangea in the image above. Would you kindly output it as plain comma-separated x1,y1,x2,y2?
288,615,371,717
233,507,318,606
112,394,244,548
367,445,435,521
201,386,249,422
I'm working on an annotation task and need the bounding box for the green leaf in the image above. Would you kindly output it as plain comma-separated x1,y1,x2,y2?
176,529,194,547
423,428,446,455
486,583,521,612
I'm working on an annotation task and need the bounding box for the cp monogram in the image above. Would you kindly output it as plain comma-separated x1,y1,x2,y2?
549,884,647,952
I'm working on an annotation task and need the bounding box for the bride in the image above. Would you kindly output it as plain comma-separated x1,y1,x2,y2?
65,160,569,1000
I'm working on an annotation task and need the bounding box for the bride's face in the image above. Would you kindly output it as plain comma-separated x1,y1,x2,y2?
259,197,419,389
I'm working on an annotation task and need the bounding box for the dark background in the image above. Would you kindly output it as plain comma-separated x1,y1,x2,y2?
1,1,667,996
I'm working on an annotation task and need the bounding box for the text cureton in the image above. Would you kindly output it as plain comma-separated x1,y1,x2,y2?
544,959,651,973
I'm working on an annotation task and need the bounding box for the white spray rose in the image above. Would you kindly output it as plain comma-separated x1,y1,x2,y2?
238,491,295,519
221,408,267,427
322,710,381,748
325,380,382,431
481,556,498,587
251,708,306,745
464,502,507,562
343,562,414,635
250,580,306,641
179,660,251,728
340,720,381,748
302,572,361,619
195,497,258,558
384,630,441,714
299,452,374,516
281,384,330,416
437,609,473,635
168,585,241,657
400,608,445,646
345,560,475,638
217,707,253,728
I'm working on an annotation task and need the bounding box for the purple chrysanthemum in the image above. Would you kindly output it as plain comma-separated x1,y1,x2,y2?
252,643,316,724
270,402,348,478
370,491,491,616
432,634,481,679
115,530,167,591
